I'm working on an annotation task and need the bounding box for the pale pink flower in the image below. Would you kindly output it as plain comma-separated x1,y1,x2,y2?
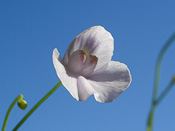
53,26,131,103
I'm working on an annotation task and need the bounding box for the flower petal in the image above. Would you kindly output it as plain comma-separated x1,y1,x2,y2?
52,48,79,100
67,50,86,74
63,26,114,70
87,61,131,103
77,76,96,101
81,55,98,77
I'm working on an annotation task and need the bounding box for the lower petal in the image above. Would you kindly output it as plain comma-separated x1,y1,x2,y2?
88,61,131,103
77,76,96,101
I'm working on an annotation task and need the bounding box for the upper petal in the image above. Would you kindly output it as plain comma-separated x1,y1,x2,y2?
87,61,131,103
63,26,114,70
52,48,79,100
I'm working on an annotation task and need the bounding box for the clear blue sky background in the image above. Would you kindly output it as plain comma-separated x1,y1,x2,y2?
0,0,175,131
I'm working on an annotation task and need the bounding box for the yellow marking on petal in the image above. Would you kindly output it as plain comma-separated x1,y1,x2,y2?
79,50,87,63
90,55,98,64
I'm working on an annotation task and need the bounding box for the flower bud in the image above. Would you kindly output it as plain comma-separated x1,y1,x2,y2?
18,100,27,110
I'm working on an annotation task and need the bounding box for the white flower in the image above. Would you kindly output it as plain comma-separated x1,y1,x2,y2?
53,26,131,103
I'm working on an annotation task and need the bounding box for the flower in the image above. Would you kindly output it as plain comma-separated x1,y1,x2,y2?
53,26,131,103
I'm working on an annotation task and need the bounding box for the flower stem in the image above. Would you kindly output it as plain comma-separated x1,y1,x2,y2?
147,105,156,131
13,81,62,131
156,78,175,105
147,33,175,131
153,33,175,101
147,78,175,131
2,94,23,131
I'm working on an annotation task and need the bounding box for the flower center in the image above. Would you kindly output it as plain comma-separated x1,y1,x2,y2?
66,50,98,77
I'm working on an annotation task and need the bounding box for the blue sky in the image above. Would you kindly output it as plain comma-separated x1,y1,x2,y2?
0,0,175,131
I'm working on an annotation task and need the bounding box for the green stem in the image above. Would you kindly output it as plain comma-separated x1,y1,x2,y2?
156,79,175,105
13,81,62,131
147,33,175,131
153,33,175,101
147,78,175,131
147,105,156,131
2,94,23,131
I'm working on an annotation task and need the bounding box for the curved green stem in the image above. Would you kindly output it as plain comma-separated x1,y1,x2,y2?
153,33,175,101
13,81,62,131
157,78,175,105
147,77,175,131
147,33,175,131
2,94,23,131
147,105,156,131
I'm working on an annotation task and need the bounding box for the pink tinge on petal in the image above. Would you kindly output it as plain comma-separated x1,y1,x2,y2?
66,50,87,74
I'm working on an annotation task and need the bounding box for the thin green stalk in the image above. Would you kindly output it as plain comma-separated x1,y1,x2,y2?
147,77,175,131
147,33,175,131
2,94,23,131
153,33,175,101
147,105,156,131
13,81,62,131
156,78,175,105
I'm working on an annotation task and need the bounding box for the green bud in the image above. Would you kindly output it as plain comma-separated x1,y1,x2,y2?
18,100,27,110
